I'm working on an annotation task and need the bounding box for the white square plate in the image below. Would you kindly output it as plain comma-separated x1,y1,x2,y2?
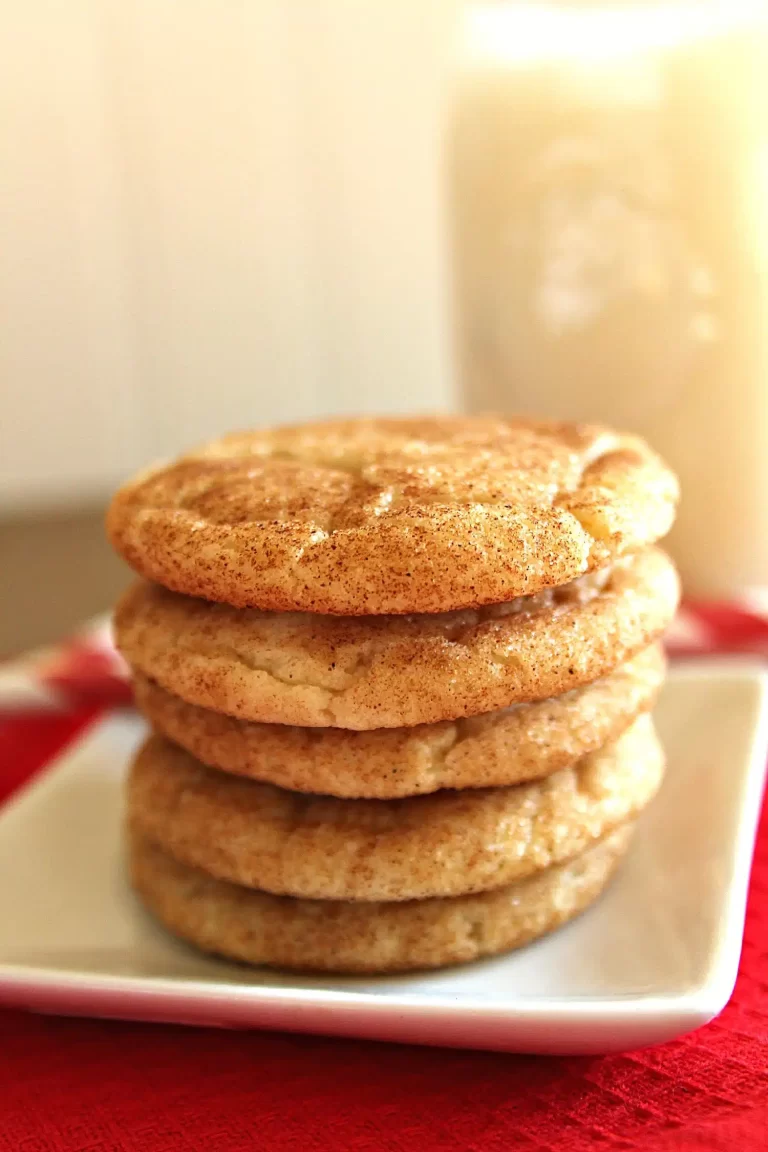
0,661,766,1055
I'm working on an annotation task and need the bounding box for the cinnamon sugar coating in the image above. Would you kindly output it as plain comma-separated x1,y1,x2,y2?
127,717,663,902
129,823,634,972
132,644,664,797
107,416,679,615
115,548,678,729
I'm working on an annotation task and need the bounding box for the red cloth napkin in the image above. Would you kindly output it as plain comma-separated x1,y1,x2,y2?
1,608,767,1152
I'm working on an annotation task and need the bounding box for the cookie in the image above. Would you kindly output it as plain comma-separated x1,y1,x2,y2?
129,823,634,973
115,547,678,729
127,716,663,902
133,643,664,798
106,416,678,615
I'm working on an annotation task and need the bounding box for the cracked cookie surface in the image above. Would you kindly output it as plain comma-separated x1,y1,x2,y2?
115,547,678,728
129,823,634,972
126,716,663,902
107,415,679,615
132,644,664,798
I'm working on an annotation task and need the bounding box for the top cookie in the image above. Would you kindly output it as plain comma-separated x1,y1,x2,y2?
107,415,678,615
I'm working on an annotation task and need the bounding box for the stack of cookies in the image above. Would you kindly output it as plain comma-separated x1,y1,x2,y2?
107,416,679,973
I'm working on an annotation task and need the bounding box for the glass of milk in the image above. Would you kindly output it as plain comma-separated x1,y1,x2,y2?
454,1,768,598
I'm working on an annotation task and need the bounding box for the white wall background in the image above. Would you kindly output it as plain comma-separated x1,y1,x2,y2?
0,0,458,513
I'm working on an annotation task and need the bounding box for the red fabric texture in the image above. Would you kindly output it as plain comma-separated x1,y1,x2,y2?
1,655,768,1148
0,706,103,805
40,640,133,709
